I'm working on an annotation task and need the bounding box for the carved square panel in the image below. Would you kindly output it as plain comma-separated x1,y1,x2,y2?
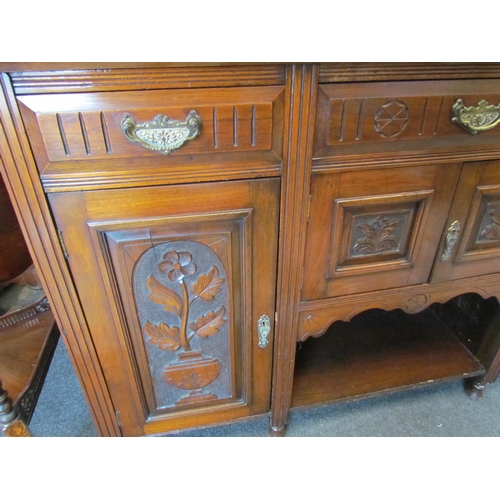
346,210,411,260
458,186,500,262
328,192,431,278
474,202,500,245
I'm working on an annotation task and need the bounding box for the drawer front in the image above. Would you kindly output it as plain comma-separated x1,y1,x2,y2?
314,80,500,162
302,163,461,300
17,86,284,190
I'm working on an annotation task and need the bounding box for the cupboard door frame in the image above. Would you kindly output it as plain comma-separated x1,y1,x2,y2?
48,178,279,436
432,160,500,283
302,163,462,300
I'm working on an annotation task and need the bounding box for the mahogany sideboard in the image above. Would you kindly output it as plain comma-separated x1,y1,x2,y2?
1,63,500,437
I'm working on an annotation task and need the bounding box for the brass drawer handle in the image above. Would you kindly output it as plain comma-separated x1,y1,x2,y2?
452,99,500,135
441,220,460,262
121,110,202,154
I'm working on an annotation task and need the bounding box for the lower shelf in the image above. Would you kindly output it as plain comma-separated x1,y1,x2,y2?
291,307,485,409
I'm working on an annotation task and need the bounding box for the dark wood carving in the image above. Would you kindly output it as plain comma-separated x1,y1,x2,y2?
134,241,231,408
404,293,429,312
479,210,500,241
352,215,401,255
45,177,278,435
374,100,409,138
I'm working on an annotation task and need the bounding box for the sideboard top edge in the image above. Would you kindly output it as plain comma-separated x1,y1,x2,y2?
318,63,500,82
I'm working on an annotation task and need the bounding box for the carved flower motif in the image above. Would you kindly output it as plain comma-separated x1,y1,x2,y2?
480,210,500,241
158,251,197,282
352,215,400,255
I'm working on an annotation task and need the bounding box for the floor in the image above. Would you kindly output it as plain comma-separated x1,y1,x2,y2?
27,338,500,437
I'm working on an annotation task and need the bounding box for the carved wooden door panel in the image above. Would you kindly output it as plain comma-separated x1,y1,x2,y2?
47,178,279,436
432,160,500,282
302,163,462,299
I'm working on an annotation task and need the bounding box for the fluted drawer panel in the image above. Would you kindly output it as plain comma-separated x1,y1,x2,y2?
17,86,284,190
314,79,500,163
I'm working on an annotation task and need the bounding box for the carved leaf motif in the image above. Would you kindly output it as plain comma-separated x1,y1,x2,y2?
190,266,225,302
146,275,183,317
173,372,207,391
491,210,500,225
145,321,182,351
353,216,400,254
481,210,500,240
190,306,226,338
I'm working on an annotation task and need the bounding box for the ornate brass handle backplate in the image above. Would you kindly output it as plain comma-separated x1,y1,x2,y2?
121,110,202,154
452,99,500,135
258,314,271,348
441,220,460,262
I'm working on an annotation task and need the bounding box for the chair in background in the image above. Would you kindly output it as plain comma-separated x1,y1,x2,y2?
0,174,59,437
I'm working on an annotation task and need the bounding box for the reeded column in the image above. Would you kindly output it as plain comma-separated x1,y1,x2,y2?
270,64,318,436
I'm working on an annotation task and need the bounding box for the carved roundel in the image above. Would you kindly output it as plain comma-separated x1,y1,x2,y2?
374,100,409,138
404,293,429,313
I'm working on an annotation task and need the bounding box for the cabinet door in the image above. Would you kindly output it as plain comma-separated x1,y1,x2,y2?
302,163,461,299
432,160,500,282
48,178,279,436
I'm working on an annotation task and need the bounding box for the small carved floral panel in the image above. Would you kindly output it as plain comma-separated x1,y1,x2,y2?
476,206,500,244
133,240,232,409
327,196,424,280
349,212,409,259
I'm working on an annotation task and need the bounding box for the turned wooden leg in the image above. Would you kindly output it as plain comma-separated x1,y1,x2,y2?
464,377,486,400
0,380,31,437
269,422,287,437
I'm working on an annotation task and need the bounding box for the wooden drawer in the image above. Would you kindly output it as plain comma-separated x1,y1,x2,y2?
17,86,284,191
313,79,500,164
